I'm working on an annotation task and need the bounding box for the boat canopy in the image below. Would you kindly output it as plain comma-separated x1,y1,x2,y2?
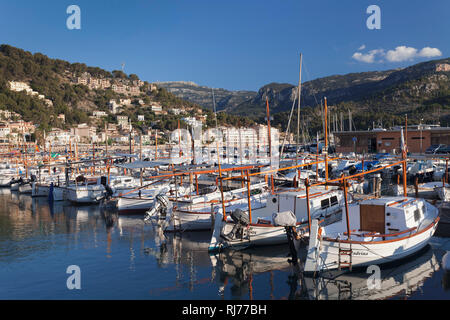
115,160,173,169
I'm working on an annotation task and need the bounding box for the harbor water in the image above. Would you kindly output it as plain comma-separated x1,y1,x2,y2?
1,188,450,300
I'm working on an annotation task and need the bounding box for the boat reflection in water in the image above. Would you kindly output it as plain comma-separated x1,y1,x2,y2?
210,245,292,299
1,185,448,300
301,245,440,300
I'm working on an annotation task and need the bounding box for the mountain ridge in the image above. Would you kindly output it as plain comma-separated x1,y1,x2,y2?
158,58,450,131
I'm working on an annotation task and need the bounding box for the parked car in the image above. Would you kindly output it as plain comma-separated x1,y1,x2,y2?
309,143,324,154
436,145,450,154
426,144,446,154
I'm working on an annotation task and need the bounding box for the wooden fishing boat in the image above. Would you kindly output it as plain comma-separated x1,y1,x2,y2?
304,197,439,274
208,187,344,251
163,182,268,231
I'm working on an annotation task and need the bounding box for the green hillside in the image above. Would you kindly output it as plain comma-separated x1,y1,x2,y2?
0,44,254,136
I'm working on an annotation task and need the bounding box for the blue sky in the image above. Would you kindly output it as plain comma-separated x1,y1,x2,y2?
0,0,448,91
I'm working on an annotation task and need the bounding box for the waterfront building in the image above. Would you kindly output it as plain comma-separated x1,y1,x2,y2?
334,125,450,154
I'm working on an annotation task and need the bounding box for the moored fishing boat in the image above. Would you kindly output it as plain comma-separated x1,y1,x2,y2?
303,196,440,274
163,182,268,232
208,187,345,251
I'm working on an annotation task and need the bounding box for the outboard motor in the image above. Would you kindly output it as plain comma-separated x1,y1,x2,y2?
100,176,114,200
144,194,170,221
273,211,300,265
222,208,250,241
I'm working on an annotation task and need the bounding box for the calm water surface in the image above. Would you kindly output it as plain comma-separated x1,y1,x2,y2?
0,188,449,300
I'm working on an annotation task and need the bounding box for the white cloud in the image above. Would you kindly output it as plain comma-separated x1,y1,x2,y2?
358,44,366,51
352,49,384,63
418,47,442,58
352,45,442,63
386,46,418,62
352,52,374,63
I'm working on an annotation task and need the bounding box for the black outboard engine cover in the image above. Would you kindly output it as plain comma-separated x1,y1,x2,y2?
104,184,114,199
223,209,250,241
99,176,113,200
230,208,250,226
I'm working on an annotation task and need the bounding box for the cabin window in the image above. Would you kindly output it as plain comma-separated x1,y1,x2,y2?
414,208,422,222
321,198,330,209
330,196,338,206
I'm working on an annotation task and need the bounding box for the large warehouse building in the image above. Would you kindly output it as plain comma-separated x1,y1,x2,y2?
334,125,450,154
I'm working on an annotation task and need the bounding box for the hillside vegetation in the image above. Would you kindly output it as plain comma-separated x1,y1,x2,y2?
0,44,253,134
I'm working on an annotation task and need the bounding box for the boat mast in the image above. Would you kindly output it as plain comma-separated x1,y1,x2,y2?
324,97,328,189
105,122,108,156
403,115,408,197
296,53,303,166
266,97,272,167
155,130,158,160
212,89,227,221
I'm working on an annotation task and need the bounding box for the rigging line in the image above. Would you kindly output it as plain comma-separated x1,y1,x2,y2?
302,60,321,109
280,90,299,160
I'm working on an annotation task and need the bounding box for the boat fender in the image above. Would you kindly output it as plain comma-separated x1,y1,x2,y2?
443,251,450,271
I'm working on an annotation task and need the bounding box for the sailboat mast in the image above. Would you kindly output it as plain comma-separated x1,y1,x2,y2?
212,89,227,221
324,97,328,189
266,97,272,167
296,53,303,166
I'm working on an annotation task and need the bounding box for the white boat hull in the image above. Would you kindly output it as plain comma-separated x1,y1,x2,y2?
116,196,155,214
66,186,105,204
304,198,440,274
435,186,450,202
18,183,32,194
0,178,12,187
32,183,49,197
311,220,438,271
52,186,65,201
166,195,267,232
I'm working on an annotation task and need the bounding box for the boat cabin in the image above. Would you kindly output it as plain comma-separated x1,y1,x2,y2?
266,188,344,224
324,197,430,240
